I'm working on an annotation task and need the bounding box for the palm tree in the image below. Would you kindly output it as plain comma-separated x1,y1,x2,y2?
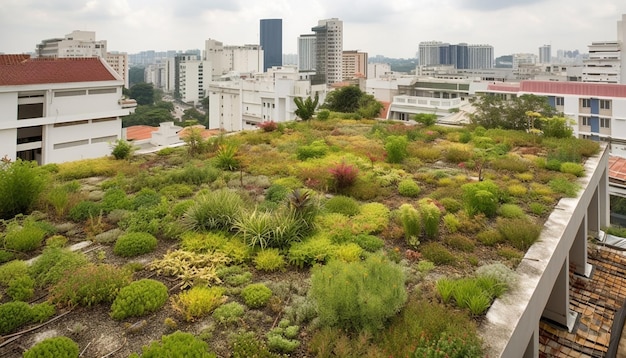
294,92,319,120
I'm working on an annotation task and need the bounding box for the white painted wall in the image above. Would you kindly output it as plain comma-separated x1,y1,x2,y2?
0,93,17,124
0,129,17,162
48,89,121,117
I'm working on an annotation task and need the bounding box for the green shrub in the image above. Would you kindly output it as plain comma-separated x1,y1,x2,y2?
421,242,456,265
490,156,529,173
398,179,421,197
317,109,330,120
497,217,542,250
182,189,245,231
31,302,55,323
310,255,407,333
230,331,280,358
50,264,132,307
173,286,225,322
334,243,364,262
130,331,215,358
399,204,421,248
0,159,46,219
68,200,102,222
0,250,14,264
324,195,360,216
560,162,585,177
476,229,504,246
241,283,272,308
101,187,132,212
420,200,441,240
445,234,475,252
545,158,562,171
296,140,328,160
7,275,35,301
3,222,46,252
354,234,385,252
0,301,32,334
0,260,29,285
110,279,169,320
29,247,88,287
234,208,308,249
215,143,240,171
113,232,158,257
23,336,79,358
288,235,335,268
254,249,286,272
462,180,500,217
411,332,483,357
443,213,460,233
385,135,408,163
507,183,528,197
111,139,134,160
212,302,245,325
440,197,462,213
497,203,525,218
444,147,472,163
169,165,221,186
132,188,162,209
265,184,290,203
160,184,194,199
530,202,548,216
267,325,300,353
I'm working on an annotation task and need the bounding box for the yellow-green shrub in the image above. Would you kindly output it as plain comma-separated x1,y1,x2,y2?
110,279,168,320
254,249,286,272
23,337,79,358
172,286,226,322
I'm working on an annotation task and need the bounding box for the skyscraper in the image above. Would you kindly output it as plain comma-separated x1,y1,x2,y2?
468,45,494,69
539,44,551,64
260,19,282,72
298,34,316,71
311,18,343,85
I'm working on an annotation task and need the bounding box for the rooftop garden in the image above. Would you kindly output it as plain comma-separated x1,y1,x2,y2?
0,112,600,357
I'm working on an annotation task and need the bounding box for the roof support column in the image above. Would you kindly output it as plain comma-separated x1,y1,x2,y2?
542,257,578,332
523,324,539,358
570,218,593,277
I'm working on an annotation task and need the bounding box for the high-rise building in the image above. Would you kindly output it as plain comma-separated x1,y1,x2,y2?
204,39,263,77
297,34,316,71
260,19,282,72
539,44,551,64
419,41,492,69
468,45,494,69
342,50,368,80
311,18,343,85
173,54,211,106
450,43,469,69
419,41,443,66
582,41,621,83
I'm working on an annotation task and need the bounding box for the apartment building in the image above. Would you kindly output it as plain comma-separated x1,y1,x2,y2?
297,34,316,71
311,18,343,85
0,55,136,164
342,50,368,80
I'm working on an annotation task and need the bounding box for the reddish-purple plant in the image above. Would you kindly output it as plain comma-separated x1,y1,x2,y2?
258,120,278,132
328,161,359,190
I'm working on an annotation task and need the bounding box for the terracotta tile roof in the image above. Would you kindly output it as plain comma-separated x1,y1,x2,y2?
609,156,626,184
178,125,221,139
126,125,159,141
0,56,117,86
539,246,626,357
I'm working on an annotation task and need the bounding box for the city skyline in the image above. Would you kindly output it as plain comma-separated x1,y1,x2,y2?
1,0,625,59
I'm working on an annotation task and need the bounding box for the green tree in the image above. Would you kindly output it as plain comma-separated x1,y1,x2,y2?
413,113,437,126
129,66,145,88
122,105,175,127
129,83,155,106
182,108,205,123
294,92,319,120
322,86,383,118
470,94,558,130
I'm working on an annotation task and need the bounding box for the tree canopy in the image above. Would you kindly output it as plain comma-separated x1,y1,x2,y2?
294,92,319,120
470,94,558,131
122,101,175,128
129,83,155,106
129,67,145,88
322,86,383,119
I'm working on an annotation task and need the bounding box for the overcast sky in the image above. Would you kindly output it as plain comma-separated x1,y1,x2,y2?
1,0,625,58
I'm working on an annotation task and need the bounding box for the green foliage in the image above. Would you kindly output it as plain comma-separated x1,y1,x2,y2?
181,127,207,156
150,250,229,289
132,331,215,358
215,143,240,171
530,202,548,216
445,234,475,252
541,116,573,138
497,217,542,250
7,275,35,301
444,146,472,163
294,92,319,120
122,102,175,127
560,162,585,177
30,302,55,323
173,286,226,322
317,109,330,120
3,220,46,252
462,180,500,217
23,336,79,358
470,93,557,130
288,235,335,268
410,332,483,358
212,302,245,325
110,279,169,320
265,184,290,203
440,197,462,213
254,249,286,272
437,275,508,315
310,255,407,333
323,86,376,115
413,113,437,126
0,260,29,285
296,140,328,160
129,82,155,106
0,159,46,219
111,139,135,160
267,324,300,353
0,301,32,334
50,264,131,307
420,199,442,240
421,242,456,265
334,243,364,262
385,135,408,163
324,195,360,216
497,203,525,218
548,177,579,197
183,189,244,231
68,200,102,222
230,331,281,358
354,234,385,252
398,178,421,197
0,250,15,264
328,161,359,190
241,283,272,308
443,213,460,233
490,155,529,173
113,232,158,257
399,204,421,248
476,229,504,246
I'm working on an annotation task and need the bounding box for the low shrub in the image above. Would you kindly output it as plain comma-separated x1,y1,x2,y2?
530,202,548,216
30,247,88,287
215,143,240,171
254,249,286,272
462,180,500,217
334,243,364,262
0,159,46,220
324,195,360,216
560,162,585,177
7,275,35,301
354,234,385,252
129,331,215,358
497,203,525,218
476,229,504,246
398,179,421,197
296,140,328,161
440,197,462,213
421,242,456,265
172,286,226,322
411,332,483,357
444,146,472,163
445,234,475,252
110,279,169,320
230,331,279,358
385,135,408,163
288,235,335,268
265,184,290,203
507,183,528,197
113,232,158,257
490,156,529,173
3,222,46,252
159,184,194,199
0,301,32,334
50,264,131,307
328,161,359,191
443,213,460,233
399,204,421,248
267,323,300,353
497,217,542,250
31,302,55,323
212,302,245,325
310,255,407,333
241,283,272,308
23,336,79,358
0,260,29,285
68,200,102,222
420,199,441,240
111,139,134,160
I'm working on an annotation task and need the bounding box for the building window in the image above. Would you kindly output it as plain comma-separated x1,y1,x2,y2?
92,117,116,123
580,116,589,126
581,98,591,108
53,139,89,149
600,99,611,110
601,118,610,128
88,88,117,95
53,120,89,127
54,90,87,97
91,135,118,144
556,97,564,106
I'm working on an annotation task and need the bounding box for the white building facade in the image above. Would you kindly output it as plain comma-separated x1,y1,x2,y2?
0,55,136,165
298,34,316,71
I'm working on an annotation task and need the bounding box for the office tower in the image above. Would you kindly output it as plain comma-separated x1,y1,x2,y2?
450,43,469,69
298,34,316,71
311,18,343,85
260,19,282,72
539,44,551,64
468,45,494,69
342,50,368,80
419,41,443,66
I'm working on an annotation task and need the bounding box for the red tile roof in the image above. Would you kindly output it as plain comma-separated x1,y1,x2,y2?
609,156,626,183
487,81,626,98
0,55,118,86
126,125,159,141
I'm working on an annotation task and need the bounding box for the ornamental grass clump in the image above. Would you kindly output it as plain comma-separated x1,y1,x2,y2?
399,204,421,248
310,254,407,333
3,221,46,252
50,264,131,307
328,161,359,191
23,336,79,358
461,180,501,217
419,199,441,240
496,217,542,250
182,189,245,231
110,279,168,320
324,195,360,216
113,232,158,257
